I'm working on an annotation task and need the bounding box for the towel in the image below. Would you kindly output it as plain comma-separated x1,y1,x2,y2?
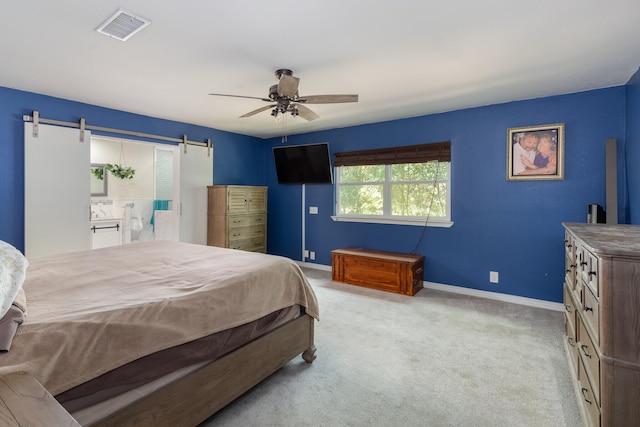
150,200,170,231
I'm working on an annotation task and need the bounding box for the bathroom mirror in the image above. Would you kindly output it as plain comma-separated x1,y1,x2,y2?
90,163,108,196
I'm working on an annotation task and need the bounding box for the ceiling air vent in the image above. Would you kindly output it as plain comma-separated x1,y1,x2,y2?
96,9,151,41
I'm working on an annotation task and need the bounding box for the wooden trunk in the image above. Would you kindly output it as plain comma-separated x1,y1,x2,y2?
331,248,424,296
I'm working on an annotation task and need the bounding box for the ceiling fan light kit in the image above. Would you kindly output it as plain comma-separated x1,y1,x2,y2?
209,69,358,122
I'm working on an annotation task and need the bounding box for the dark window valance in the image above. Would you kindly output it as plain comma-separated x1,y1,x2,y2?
333,141,451,167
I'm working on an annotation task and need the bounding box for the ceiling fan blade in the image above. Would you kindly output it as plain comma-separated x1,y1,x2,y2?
277,74,300,98
239,104,276,118
209,93,271,102
295,104,320,121
298,94,358,104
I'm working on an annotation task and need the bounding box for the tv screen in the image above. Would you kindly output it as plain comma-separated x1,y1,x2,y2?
273,143,333,184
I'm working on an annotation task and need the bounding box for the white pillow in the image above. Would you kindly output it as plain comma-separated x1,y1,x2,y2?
0,240,29,318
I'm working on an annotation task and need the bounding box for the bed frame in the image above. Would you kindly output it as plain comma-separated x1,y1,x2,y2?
0,314,316,427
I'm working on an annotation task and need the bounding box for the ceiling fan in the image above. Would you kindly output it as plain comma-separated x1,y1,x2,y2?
209,69,358,121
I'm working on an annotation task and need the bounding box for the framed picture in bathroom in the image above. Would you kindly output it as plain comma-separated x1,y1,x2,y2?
90,164,108,196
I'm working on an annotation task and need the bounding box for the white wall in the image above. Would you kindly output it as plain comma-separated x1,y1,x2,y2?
91,137,155,199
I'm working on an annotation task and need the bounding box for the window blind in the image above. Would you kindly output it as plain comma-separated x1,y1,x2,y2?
333,141,450,167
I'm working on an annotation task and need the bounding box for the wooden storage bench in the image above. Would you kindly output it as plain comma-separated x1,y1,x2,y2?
331,248,424,296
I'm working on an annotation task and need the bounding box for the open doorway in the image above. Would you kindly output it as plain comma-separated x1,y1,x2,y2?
90,136,180,243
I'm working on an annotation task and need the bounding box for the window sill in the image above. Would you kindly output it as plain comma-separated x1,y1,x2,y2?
330,216,453,228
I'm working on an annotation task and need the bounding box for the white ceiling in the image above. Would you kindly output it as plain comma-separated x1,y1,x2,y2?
2,1,639,139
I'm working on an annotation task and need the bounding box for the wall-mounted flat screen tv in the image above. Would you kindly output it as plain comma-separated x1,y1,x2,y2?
273,142,333,184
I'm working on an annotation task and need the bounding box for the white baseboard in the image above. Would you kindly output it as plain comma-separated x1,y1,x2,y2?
423,281,564,312
298,261,332,272
298,262,564,312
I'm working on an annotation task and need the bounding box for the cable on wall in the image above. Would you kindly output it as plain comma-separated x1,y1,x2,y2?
409,144,446,254
23,110,212,156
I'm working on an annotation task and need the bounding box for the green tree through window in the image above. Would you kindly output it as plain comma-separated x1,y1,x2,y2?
336,161,449,222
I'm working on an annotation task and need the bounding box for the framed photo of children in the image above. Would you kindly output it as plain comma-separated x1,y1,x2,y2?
507,123,564,181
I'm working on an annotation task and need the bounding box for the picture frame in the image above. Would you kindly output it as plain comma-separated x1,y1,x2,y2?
507,123,564,181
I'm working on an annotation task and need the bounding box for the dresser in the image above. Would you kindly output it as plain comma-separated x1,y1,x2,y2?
563,223,640,427
331,248,424,296
207,185,267,253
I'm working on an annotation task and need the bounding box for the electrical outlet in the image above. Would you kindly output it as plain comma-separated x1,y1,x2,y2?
490,271,499,284
310,251,316,260
309,206,318,214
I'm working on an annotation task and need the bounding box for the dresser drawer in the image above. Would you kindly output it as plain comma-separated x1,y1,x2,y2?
578,316,600,405
564,284,577,338
228,224,265,242
579,248,599,297
578,358,601,427
582,285,600,343
564,313,578,373
228,214,266,229
247,214,266,226
565,254,576,289
573,278,584,311
565,233,577,288
228,237,265,253
228,215,251,228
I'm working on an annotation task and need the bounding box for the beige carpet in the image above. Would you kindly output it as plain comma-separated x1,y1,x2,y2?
201,267,581,427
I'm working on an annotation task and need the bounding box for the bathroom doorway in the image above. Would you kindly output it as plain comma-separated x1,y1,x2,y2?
90,135,213,245
90,136,180,243
25,123,212,258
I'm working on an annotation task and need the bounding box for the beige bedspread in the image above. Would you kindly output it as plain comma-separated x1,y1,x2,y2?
0,241,318,396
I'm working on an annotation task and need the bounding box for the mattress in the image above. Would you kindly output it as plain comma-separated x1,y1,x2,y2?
0,241,319,397
59,305,301,422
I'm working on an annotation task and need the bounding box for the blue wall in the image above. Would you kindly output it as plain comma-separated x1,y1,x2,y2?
1,84,631,304
627,68,640,223
263,88,626,303
0,86,264,251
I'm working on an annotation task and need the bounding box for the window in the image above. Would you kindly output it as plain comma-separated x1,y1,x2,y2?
332,142,452,227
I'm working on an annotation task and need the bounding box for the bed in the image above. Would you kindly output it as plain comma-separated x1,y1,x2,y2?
0,240,319,426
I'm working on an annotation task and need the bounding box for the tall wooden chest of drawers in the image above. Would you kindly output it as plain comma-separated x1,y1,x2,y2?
207,185,267,253
563,223,640,427
331,248,424,296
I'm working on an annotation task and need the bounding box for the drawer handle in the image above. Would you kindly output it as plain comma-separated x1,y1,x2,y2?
580,344,592,358
588,271,596,277
567,337,575,347
232,233,241,237
581,388,592,405
580,261,587,266
565,304,572,313
584,306,593,312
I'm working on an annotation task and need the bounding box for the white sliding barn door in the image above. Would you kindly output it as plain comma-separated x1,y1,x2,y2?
179,144,213,245
24,123,91,257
